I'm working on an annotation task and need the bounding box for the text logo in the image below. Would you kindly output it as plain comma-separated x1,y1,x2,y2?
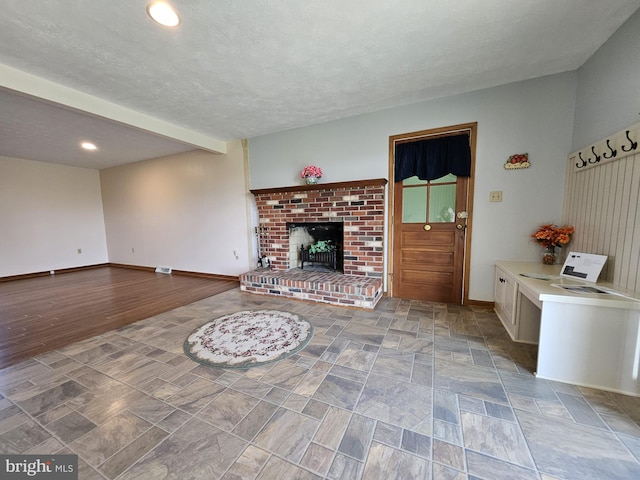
0,455,77,479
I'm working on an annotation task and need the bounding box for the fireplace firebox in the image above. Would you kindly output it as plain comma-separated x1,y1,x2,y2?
287,222,343,271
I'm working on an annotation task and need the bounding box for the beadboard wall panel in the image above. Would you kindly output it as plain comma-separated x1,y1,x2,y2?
563,151,640,291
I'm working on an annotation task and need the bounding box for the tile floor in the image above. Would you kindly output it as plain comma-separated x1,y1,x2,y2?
1,289,640,479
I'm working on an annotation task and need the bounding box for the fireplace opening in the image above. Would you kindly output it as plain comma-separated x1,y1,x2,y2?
287,222,344,272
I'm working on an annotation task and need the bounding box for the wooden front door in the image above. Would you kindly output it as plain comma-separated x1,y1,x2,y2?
390,124,475,303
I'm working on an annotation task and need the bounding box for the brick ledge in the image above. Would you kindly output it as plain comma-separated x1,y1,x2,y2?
239,268,383,310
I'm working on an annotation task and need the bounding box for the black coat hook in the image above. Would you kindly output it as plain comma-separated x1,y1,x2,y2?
603,139,617,159
589,146,601,164
621,130,638,152
576,152,587,168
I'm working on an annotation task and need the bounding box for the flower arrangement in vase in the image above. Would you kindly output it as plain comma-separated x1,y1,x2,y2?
301,165,323,185
531,224,575,264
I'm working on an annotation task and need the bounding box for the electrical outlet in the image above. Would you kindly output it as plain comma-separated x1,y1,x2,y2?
131,247,135,253
77,248,82,254
489,191,503,202
233,250,239,259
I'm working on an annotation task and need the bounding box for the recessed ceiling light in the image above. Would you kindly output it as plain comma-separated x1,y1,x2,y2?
81,142,97,151
147,2,180,27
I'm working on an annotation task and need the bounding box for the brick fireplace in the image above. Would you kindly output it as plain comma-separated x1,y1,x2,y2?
239,178,387,309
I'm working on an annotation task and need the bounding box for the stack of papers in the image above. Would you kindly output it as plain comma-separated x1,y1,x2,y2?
519,273,559,281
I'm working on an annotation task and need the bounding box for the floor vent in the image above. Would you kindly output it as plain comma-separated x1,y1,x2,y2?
155,266,172,274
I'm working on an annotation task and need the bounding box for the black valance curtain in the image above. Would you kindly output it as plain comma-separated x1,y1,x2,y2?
394,133,471,182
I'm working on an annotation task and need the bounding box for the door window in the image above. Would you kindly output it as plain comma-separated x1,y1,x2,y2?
401,174,457,224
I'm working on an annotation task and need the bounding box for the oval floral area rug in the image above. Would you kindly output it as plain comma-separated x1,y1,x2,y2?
184,310,314,368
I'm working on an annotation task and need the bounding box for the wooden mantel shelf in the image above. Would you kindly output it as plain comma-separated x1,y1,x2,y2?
250,178,388,195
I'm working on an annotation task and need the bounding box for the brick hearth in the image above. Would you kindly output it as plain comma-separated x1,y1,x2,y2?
239,269,383,309
240,178,387,309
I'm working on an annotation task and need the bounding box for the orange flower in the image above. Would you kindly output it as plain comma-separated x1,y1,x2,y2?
531,224,574,248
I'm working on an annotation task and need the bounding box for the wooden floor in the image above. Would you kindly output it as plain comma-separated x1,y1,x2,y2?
0,266,238,369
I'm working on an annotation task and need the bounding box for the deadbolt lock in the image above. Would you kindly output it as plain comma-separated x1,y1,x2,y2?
456,224,464,230
423,224,431,231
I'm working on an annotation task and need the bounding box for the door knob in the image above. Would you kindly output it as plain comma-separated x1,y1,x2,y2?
423,224,431,231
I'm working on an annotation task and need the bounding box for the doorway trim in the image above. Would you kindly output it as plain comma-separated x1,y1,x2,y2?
387,122,477,304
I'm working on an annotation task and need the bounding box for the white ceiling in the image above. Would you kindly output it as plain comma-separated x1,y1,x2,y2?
0,89,195,168
1,0,639,169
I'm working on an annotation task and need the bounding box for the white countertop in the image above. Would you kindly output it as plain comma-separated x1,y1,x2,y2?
496,261,640,310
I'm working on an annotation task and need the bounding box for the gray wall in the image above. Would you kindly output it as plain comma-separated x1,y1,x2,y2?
572,9,640,150
249,73,577,301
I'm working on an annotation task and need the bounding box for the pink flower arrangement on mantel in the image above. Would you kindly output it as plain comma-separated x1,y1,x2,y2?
300,165,323,179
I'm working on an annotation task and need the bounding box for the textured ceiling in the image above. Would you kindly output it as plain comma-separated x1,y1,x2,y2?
1,0,639,168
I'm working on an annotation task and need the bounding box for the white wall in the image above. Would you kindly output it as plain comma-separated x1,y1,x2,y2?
100,141,252,276
0,156,108,276
249,73,577,301
572,9,640,150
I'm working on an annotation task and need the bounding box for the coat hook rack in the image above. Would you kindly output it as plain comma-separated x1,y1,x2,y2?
571,121,640,172
603,139,617,159
576,152,587,168
621,130,638,152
